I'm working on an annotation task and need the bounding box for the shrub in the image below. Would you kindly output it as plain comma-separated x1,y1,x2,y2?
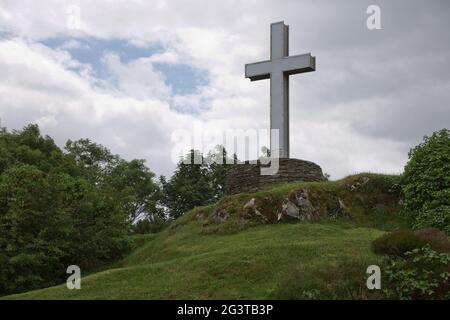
383,245,450,300
414,228,450,254
401,129,450,234
414,206,450,234
372,229,426,256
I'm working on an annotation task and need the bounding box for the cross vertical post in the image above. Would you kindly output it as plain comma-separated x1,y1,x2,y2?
245,21,316,159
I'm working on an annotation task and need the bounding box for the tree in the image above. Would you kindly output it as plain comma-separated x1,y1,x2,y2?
401,129,450,233
0,124,69,175
107,159,163,224
65,139,162,224
160,146,234,219
0,124,161,294
65,138,118,184
0,165,72,292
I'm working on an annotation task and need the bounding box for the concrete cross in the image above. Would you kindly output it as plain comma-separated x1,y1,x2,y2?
245,21,316,158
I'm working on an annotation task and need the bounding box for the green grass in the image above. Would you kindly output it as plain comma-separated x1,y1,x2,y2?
2,173,405,300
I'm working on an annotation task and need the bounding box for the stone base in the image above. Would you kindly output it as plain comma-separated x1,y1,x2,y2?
226,158,325,195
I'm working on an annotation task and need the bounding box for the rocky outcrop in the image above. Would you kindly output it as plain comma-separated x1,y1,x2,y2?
347,176,370,191
214,209,230,222
242,198,269,223
279,199,300,220
278,188,318,221
208,190,352,226
294,188,317,221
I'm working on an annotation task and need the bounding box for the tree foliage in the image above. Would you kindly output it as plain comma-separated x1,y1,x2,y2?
160,147,233,219
0,124,161,294
401,129,450,234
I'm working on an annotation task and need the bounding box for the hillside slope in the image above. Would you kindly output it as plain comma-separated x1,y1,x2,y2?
3,174,406,300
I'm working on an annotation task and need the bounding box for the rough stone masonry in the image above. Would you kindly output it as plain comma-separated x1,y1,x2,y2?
226,159,325,195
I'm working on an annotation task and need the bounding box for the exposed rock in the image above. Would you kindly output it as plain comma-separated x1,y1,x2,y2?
280,199,300,220
214,209,230,222
243,198,256,210
295,189,316,221
253,208,269,223
347,176,370,191
337,198,351,218
327,197,351,219
277,189,318,222
243,198,268,223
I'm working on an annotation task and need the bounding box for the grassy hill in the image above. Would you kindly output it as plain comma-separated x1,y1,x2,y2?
3,173,407,300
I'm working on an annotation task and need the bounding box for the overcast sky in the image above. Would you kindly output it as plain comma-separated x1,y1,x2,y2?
0,0,449,179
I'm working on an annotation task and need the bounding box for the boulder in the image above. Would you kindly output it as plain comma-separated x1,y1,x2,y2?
243,198,256,210
280,199,300,220
243,198,268,223
295,188,316,221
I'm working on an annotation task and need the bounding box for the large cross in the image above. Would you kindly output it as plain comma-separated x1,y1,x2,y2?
245,21,316,158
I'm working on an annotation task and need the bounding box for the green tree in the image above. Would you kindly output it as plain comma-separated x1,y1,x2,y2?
0,124,70,175
0,124,160,294
402,129,450,233
0,165,73,292
160,147,234,219
65,138,118,184
107,159,163,224
65,139,162,224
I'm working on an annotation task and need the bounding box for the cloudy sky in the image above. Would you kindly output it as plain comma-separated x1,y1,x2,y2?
0,0,449,179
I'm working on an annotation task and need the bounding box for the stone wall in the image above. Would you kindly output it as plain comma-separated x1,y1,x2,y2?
226,158,325,195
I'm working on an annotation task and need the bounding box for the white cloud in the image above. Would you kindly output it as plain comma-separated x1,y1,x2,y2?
0,38,200,176
102,53,172,100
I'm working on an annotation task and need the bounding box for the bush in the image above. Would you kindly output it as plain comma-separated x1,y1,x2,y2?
372,229,426,256
401,129,450,234
383,245,450,300
414,206,450,234
414,228,450,254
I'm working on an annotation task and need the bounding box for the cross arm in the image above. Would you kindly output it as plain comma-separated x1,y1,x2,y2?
281,53,315,75
245,53,315,81
245,60,271,81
